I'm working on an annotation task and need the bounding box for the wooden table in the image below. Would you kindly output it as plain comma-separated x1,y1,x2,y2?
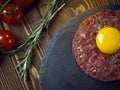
0,0,119,90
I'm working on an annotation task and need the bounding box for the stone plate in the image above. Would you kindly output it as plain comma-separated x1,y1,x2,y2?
40,5,120,90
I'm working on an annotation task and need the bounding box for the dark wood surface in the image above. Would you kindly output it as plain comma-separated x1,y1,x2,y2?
0,0,120,90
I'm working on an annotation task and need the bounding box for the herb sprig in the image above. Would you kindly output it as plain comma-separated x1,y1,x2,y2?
6,0,65,82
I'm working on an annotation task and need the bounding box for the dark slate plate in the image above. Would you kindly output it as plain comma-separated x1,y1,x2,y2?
40,5,120,90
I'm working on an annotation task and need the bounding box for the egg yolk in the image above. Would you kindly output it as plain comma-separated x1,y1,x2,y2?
96,26,120,54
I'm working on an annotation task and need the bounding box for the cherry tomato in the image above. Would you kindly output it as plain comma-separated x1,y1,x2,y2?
1,3,23,25
14,0,34,8
0,30,15,52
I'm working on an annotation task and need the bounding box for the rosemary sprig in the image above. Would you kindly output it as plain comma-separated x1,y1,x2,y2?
7,0,65,82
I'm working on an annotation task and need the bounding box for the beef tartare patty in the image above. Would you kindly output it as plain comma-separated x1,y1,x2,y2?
73,9,120,81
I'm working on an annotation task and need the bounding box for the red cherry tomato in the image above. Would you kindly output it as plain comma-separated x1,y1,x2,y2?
14,0,34,8
0,30,15,52
1,3,23,25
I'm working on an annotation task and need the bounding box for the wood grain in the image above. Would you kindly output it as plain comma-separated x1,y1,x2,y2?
0,0,120,90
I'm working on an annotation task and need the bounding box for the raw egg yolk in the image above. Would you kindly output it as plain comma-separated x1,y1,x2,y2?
96,26,120,54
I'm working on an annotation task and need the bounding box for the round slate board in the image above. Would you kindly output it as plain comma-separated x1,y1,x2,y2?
40,5,120,90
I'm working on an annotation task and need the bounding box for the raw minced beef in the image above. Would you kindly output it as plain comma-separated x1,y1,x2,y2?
73,9,120,81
